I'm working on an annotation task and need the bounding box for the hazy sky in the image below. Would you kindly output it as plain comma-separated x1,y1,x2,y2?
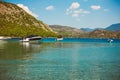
5,0,120,28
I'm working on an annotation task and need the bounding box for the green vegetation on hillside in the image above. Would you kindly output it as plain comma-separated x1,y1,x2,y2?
0,20,56,37
0,2,57,37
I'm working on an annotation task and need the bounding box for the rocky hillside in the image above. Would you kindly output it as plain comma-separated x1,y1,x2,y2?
0,2,56,37
49,25,120,38
49,25,86,37
89,29,119,38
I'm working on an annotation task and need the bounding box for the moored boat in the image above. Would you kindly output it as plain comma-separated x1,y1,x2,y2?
57,38,63,41
20,35,42,42
57,35,63,41
108,39,113,43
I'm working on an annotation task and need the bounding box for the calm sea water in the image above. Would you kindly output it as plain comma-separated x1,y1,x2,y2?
0,38,120,80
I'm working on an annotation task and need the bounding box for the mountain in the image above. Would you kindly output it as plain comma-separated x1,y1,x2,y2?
80,28,94,32
89,29,118,38
80,28,104,32
0,2,56,37
105,23,120,31
49,25,120,38
49,25,86,37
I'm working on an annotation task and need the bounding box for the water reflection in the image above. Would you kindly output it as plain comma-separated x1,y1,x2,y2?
0,41,44,80
0,40,7,49
0,41,42,60
0,41,120,80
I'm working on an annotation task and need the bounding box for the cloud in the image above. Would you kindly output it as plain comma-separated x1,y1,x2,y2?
45,5,54,11
66,2,80,15
66,2,90,20
70,2,80,9
17,4,38,18
72,9,90,18
91,5,101,10
74,9,90,14
66,9,72,15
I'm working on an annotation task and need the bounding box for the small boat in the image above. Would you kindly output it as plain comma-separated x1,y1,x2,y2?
20,35,42,42
57,35,63,41
57,38,63,41
108,39,113,43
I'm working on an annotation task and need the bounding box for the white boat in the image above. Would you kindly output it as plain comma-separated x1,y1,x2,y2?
57,38,63,41
57,35,63,41
20,35,42,42
108,39,113,43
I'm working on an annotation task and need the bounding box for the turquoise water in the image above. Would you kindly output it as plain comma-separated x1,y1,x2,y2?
41,38,120,43
0,39,120,80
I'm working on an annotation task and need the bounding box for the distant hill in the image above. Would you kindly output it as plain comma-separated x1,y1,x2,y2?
49,24,120,38
80,28,104,32
49,25,87,37
0,2,56,37
105,23,120,31
80,28,94,32
89,29,119,38
80,23,120,38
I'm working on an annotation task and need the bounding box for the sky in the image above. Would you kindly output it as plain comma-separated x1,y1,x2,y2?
5,0,120,29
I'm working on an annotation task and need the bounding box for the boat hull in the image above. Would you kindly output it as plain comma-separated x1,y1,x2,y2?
57,38,63,41
20,36,42,42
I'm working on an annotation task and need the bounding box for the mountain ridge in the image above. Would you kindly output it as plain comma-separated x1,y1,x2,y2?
81,23,120,32
105,23,120,31
0,2,56,37
49,24,120,38
49,25,88,38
